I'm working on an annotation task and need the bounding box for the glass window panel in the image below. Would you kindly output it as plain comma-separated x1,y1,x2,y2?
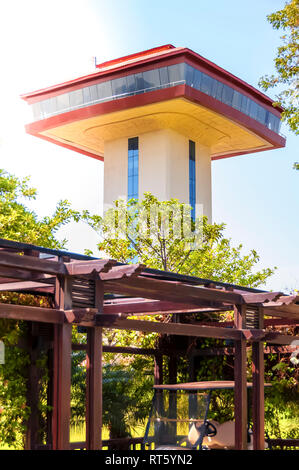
256,104,266,124
89,85,98,102
40,99,52,117
97,81,113,100
232,90,242,111
111,77,128,96
128,137,138,151
69,89,83,108
201,73,214,96
32,102,41,120
128,176,134,197
221,84,234,106
240,94,250,115
168,63,184,84
56,93,70,112
185,64,194,87
210,78,218,99
142,69,160,90
268,113,279,132
133,177,138,197
159,67,169,86
273,115,280,133
189,140,196,221
82,86,91,104
249,100,258,120
134,73,145,92
214,80,223,102
128,155,134,173
126,74,137,93
193,68,202,90
128,138,138,199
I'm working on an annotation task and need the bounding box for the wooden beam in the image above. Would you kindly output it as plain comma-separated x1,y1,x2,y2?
154,353,163,385
264,331,299,345
261,305,299,320
252,307,265,450
24,324,40,450
0,280,54,293
0,302,64,324
86,327,102,450
103,299,229,315
0,266,52,282
234,305,248,450
52,323,72,450
95,315,243,340
104,276,245,305
52,272,72,450
0,251,67,275
86,279,103,450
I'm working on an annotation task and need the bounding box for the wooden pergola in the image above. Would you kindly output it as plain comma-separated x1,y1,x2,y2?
0,238,298,450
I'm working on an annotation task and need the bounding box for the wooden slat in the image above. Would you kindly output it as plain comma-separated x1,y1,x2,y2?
241,291,283,304
99,264,145,280
66,259,115,276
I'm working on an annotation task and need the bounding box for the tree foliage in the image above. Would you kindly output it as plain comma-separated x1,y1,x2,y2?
259,0,299,135
0,169,80,448
85,193,275,288
0,169,80,247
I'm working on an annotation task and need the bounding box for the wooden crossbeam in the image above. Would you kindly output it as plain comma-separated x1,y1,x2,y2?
0,252,67,275
95,315,243,340
0,302,64,324
103,299,230,315
263,331,299,345
262,305,299,320
104,276,245,305
0,281,54,293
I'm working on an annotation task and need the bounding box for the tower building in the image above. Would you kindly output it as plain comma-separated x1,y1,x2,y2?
21,45,286,220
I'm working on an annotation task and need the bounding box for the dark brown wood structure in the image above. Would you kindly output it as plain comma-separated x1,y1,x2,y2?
0,237,298,450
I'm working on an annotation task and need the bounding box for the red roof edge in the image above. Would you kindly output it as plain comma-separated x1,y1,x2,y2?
96,44,175,69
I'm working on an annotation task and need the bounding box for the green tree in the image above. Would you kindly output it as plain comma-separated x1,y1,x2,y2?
0,168,80,448
85,193,275,288
259,0,299,136
0,169,80,247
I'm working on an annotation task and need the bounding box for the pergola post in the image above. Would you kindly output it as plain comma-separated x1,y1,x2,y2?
234,304,248,450
252,307,265,450
52,274,72,450
24,323,40,450
154,353,163,385
86,280,103,450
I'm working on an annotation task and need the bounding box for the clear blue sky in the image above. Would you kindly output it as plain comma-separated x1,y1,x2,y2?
0,0,298,292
